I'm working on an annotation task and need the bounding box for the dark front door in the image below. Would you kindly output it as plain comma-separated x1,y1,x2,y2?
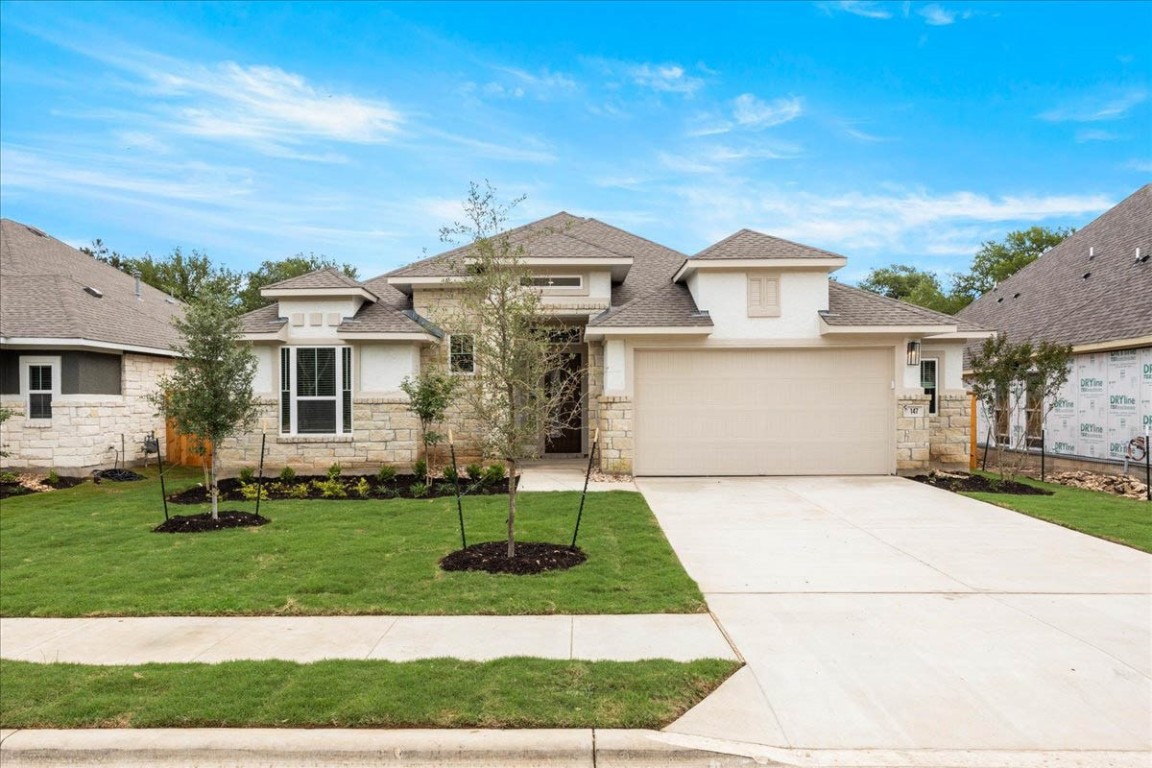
545,352,583,454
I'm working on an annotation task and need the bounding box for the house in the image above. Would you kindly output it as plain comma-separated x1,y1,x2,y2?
226,214,991,476
0,219,182,472
957,184,1152,471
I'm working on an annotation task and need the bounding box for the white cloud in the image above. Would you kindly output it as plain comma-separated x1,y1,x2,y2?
1039,88,1148,122
1126,159,1152,173
818,1,893,19
918,4,958,25
732,94,804,129
1076,129,1119,143
590,58,706,95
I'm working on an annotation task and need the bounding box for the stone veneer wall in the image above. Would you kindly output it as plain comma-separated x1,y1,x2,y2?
216,397,422,474
0,353,174,473
896,394,932,474
929,393,971,471
598,395,634,474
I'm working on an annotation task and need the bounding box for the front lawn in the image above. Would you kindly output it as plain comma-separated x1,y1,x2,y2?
0,657,740,729
963,473,1152,553
0,470,705,616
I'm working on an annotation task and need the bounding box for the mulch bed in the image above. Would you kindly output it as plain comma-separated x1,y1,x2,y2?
168,475,510,504
0,475,85,499
440,541,587,575
153,511,270,533
94,469,145,482
910,472,1053,496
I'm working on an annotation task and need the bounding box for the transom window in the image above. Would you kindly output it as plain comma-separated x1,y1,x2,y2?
450,335,475,374
522,275,582,288
279,347,352,435
919,358,938,416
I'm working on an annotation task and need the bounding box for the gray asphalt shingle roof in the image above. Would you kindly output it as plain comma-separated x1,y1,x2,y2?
263,267,365,291
0,218,184,353
693,229,848,261
590,283,712,328
825,282,983,330
956,184,1152,348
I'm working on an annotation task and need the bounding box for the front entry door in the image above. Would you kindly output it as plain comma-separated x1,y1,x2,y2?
545,352,583,454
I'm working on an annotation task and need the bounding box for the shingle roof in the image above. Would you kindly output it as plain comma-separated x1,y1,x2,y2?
263,267,365,291
824,282,982,329
590,282,712,328
237,303,286,334
0,219,183,353
956,184,1152,348
694,229,848,261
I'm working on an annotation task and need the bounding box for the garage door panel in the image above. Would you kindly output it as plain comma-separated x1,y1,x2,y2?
634,349,892,475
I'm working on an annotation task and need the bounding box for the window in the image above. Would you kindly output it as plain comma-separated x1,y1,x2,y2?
28,365,53,419
919,358,938,416
450,335,475,374
1024,375,1044,448
279,347,352,435
993,385,1011,446
522,275,582,288
747,274,780,317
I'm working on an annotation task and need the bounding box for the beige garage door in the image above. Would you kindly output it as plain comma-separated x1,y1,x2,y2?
634,348,893,475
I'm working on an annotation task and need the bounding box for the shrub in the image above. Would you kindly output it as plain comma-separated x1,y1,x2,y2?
327,462,342,481
239,483,268,501
375,485,398,499
286,482,311,499
0,470,19,484
484,463,507,485
238,467,255,484
376,465,397,485
413,458,428,481
278,466,297,483
409,481,429,498
45,469,61,486
312,478,347,499
352,476,371,499
465,463,485,483
441,465,459,483
434,482,456,497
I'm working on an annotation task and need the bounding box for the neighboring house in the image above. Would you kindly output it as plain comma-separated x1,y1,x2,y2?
958,184,1152,470
226,213,990,476
0,219,182,472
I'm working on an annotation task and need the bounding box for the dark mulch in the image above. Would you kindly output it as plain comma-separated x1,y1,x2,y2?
44,476,85,489
0,483,33,499
440,541,587,575
0,475,85,498
168,474,510,504
910,473,1054,496
153,511,271,533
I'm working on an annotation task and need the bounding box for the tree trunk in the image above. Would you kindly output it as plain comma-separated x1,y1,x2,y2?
210,449,220,521
506,458,517,558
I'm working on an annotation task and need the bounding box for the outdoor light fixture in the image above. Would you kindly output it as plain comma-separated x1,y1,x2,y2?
906,341,921,366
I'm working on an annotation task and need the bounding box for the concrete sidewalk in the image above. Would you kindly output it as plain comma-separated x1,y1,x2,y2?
518,459,637,492
0,614,737,665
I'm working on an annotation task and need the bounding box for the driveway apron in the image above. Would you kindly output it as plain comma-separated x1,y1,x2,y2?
640,476,1152,752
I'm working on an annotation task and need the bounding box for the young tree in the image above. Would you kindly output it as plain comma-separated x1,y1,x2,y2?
857,264,967,315
83,241,241,305
154,295,259,520
237,254,360,314
434,183,582,557
953,226,1075,302
400,370,458,483
968,334,1073,481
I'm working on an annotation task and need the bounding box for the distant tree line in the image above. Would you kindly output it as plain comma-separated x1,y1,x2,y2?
81,240,358,315
856,226,1075,315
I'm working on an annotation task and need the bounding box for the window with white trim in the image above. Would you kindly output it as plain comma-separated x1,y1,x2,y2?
450,335,475,374
920,358,938,416
21,356,60,421
747,274,780,317
279,347,352,435
521,275,583,288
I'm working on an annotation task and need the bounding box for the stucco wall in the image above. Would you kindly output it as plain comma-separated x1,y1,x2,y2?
687,270,829,340
0,353,174,473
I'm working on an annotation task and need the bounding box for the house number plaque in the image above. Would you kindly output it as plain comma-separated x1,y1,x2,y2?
902,404,926,418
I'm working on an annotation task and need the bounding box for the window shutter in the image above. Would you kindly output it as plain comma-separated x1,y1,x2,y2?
341,348,352,434
747,275,780,317
280,348,291,433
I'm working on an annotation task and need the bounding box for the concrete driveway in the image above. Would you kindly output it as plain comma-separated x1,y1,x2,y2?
639,476,1151,753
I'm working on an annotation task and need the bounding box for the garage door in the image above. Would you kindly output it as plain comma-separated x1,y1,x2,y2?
634,348,892,475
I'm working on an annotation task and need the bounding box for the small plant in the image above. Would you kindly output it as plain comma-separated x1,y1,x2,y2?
278,466,297,483
409,481,429,498
442,465,459,483
312,478,347,499
484,463,507,485
413,458,428,481
465,463,484,483
239,483,268,501
45,469,61,486
238,467,255,484
0,470,19,483
287,482,311,499
375,485,398,499
327,462,342,481
352,476,371,499
434,482,456,497
376,465,397,485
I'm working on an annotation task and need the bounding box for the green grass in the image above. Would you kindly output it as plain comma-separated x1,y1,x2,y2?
963,473,1152,553
0,657,740,729
0,469,705,617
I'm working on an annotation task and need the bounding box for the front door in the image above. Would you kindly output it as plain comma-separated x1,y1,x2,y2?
545,352,583,454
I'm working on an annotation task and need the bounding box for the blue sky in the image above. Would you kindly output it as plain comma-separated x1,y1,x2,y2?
1,1,1149,284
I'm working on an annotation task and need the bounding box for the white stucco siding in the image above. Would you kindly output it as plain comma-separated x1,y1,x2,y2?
359,344,420,394
688,271,829,340
252,345,276,395
604,339,626,393
277,298,364,341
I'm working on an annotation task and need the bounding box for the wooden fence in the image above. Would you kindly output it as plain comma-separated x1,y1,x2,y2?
164,418,213,468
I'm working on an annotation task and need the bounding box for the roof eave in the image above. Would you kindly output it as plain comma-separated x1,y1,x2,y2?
260,286,380,302
335,331,442,343
0,336,180,357
584,325,713,339
819,319,958,336
675,257,847,282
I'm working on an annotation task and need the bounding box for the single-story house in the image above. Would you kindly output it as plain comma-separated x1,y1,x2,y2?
226,213,991,476
0,219,183,472
957,184,1151,471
